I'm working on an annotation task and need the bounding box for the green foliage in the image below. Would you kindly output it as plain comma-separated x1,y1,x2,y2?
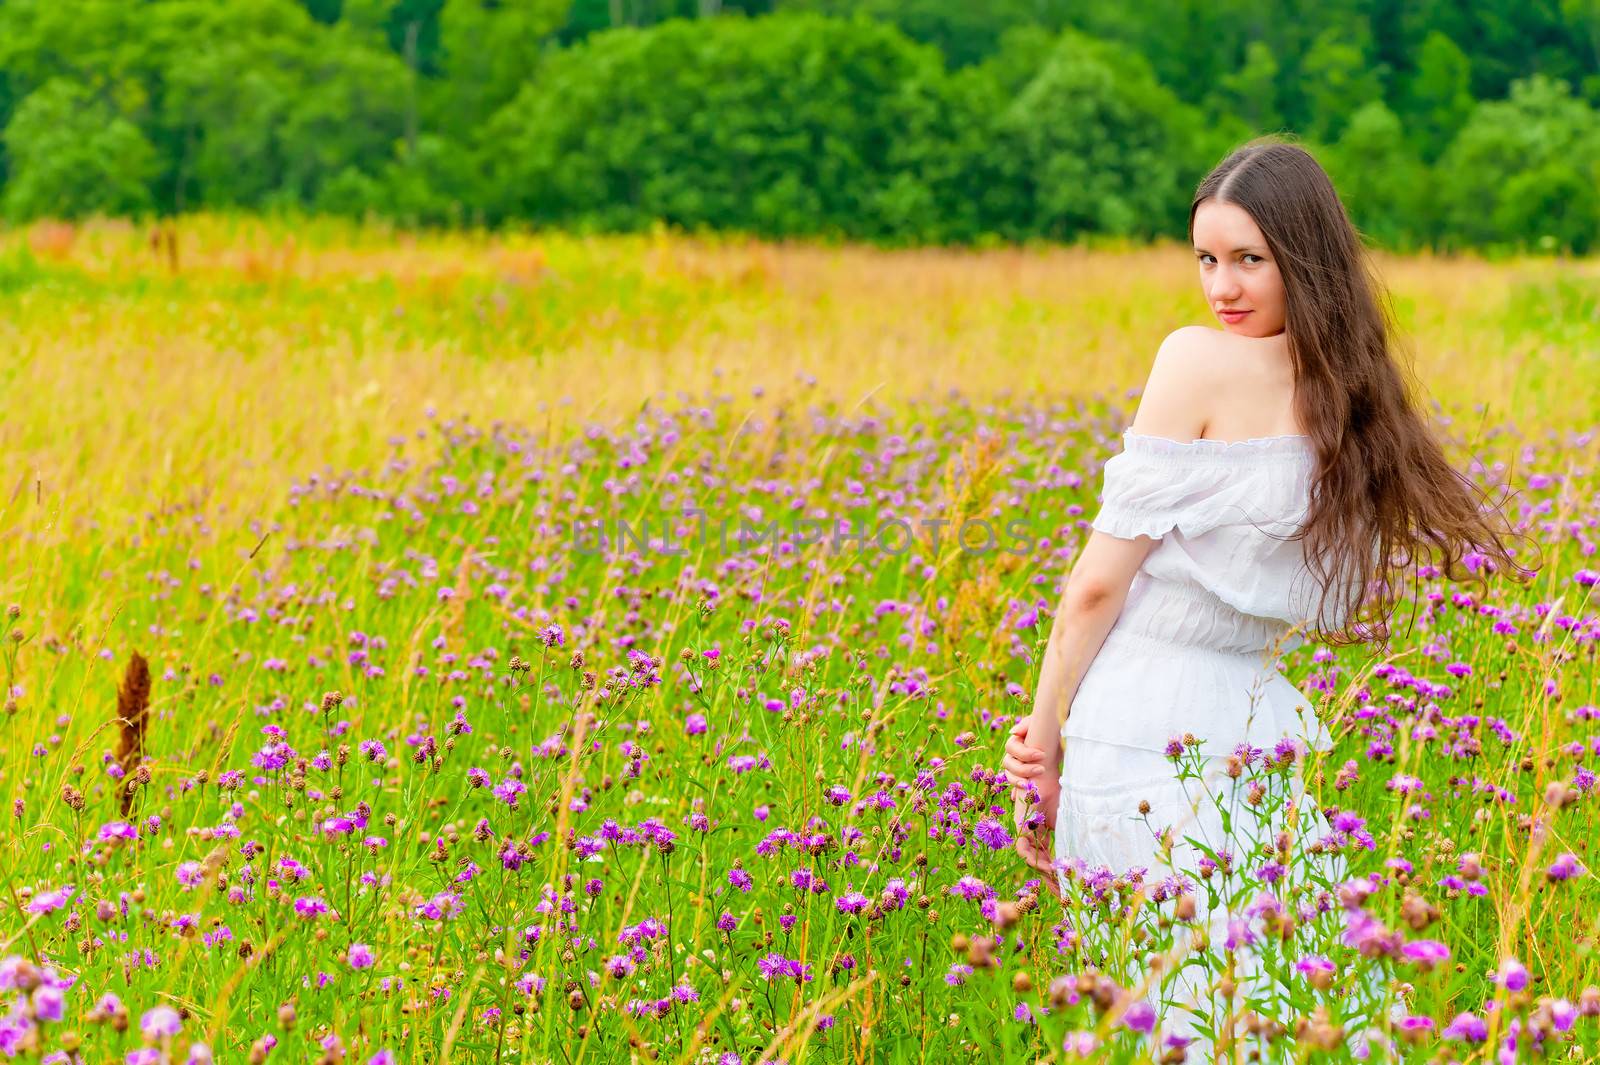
429,0,568,131
1324,102,1427,252
992,30,1205,242
1495,161,1600,256
163,0,411,208
1402,31,1476,163
2,79,157,219
0,0,1595,250
1299,25,1387,143
776,0,1076,69
1205,41,1283,135
480,13,960,241
1434,73,1600,254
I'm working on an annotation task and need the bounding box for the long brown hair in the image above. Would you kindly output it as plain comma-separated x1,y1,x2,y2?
1190,135,1538,650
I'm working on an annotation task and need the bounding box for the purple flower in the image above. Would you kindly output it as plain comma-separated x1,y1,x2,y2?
1442,1011,1487,1042
949,876,992,901
1496,957,1529,992
415,890,464,921
1400,939,1450,970
293,897,330,920
27,885,74,914
1224,917,1258,951
140,1005,182,1039
1294,955,1335,981
1121,1000,1156,1034
756,952,812,984
493,779,526,808
1062,1032,1100,1056
972,818,1012,851
175,862,204,890
1255,862,1287,884
1547,853,1585,881
32,985,65,1023
347,943,375,970
835,890,871,915
728,868,753,892
98,821,139,842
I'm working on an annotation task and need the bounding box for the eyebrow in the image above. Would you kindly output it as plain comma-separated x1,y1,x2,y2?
1194,245,1263,254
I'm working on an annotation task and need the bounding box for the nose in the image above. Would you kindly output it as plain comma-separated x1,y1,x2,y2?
1208,264,1243,302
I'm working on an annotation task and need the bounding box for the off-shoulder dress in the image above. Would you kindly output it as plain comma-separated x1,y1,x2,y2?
1050,427,1392,1051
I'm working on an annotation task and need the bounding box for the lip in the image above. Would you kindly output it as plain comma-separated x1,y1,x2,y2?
1218,309,1251,320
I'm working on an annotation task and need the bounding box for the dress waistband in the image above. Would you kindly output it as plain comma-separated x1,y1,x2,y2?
1109,577,1298,657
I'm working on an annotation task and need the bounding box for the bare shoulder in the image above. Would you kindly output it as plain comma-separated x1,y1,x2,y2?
1148,326,1231,389
1140,327,1300,438
1130,328,1226,438
1156,326,1291,385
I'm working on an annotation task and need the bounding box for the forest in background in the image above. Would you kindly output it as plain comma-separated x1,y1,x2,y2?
2,0,1598,253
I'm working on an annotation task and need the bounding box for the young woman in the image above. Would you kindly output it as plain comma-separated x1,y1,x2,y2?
1000,137,1531,1042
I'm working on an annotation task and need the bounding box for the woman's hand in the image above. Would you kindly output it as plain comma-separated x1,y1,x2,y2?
1015,829,1057,879
1003,719,1061,877
1003,718,1058,809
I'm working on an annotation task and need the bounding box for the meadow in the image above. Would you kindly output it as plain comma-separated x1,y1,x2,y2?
1,215,1598,1062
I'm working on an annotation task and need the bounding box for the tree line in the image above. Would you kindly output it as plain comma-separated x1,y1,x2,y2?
2,0,1598,253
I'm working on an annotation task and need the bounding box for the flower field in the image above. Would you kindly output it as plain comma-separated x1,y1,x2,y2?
1,217,1598,1062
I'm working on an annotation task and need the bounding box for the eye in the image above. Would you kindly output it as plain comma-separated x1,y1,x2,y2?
1243,254,1264,264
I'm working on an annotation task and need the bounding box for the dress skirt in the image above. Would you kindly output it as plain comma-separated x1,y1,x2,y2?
1049,729,1388,1055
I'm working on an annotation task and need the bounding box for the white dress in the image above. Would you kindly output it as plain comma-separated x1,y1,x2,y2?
1050,429,1378,1044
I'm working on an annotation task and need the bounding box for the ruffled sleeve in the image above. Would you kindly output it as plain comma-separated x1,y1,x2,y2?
1089,432,1310,542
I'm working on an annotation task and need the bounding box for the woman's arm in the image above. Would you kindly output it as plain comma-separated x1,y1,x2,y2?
1008,331,1217,841
1017,534,1154,771
1020,330,1224,754
1029,576,1131,752
1007,539,1150,876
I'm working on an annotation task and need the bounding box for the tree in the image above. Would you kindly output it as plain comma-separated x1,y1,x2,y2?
1206,40,1283,134
1434,73,1600,253
163,0,409,207
480,13,960,241
1325,101,1426,251
1299,26,1386,143
429,0,567,132
775,0,1075,69
1494,161,1599,255
1401,31,1474,163
993,29,1209,242
2,78,157,219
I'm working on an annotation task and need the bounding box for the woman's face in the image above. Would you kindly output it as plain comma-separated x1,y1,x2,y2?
1192,200,1286,338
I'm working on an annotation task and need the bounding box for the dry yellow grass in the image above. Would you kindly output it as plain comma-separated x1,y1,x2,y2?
0,214,1593,616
